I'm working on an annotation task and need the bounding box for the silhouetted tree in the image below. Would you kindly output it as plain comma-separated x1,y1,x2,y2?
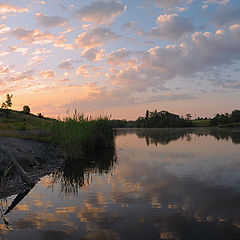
145,110,149,120
186,113,192,120
22,105,30,114
136,109,191,128
231,110,240,123
210,110,240,126
1,94,13,118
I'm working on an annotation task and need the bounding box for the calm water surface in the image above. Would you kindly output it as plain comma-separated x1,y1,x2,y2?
1,128,240,240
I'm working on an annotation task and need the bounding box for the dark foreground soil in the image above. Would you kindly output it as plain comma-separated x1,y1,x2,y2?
0,137,64,198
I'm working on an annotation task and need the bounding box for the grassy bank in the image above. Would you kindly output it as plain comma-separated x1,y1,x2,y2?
0,109,52,131
51,113,116,160
219,122,240,129
0,110,116,160
191,119,211,127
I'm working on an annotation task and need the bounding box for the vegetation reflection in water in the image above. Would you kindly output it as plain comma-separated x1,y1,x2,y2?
118,128,240,145
1,128,240,240
51,149,117,194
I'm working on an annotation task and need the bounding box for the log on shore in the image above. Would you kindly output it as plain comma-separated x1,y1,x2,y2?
0,145,35,187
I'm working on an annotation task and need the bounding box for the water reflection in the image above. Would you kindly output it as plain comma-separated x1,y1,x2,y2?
209,129,240,144
51,149,117,194
1,129,240,240
118,128,240,146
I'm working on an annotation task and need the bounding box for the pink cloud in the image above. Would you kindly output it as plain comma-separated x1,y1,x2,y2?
39,70,56,79
75,28,120,49
81,48,105,62
11,28,56,45
74,1,126,25
0,4,28,14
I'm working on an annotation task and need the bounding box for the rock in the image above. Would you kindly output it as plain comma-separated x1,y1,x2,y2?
20,155,35,168
34,159,40,166
0,137,65,198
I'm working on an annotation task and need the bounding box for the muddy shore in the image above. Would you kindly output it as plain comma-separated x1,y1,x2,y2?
0,137,65,198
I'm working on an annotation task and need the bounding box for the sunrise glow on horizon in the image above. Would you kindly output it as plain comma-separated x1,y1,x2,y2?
0,0,240,120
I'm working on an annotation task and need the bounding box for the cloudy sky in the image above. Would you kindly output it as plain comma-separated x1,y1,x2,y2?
0,0,240,119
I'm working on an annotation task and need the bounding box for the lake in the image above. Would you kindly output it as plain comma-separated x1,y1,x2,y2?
1,128,240,240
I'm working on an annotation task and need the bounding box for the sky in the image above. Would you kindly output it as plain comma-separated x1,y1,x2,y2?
0,0,240,120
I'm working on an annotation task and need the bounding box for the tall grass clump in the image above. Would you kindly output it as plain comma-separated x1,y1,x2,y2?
0,164,12,190
51,112,116,160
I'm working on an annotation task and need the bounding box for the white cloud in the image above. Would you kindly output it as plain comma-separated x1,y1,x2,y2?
0,63,11,76
212,5,240,26
28,55,47,66
74,1,126,25
106,25,240,92
149,14,194,41
7,70,35,82
107,48,133,65
9,45,28,55
53,38,75,50
61,83,134,112
204,0,230,5
58,60,74,70
76,64,90,77
32,48,52,55
0,50,9,56
39,70,56,79
121,21,138,31
75,28,120,49
0,24,10,34
0,4,28,14
11,28,56,45
56,78,70,83
145,27,240,77
36,12,68,27
144,0,190,9
59,82,194,113
28,48,52,66
81,48,105,62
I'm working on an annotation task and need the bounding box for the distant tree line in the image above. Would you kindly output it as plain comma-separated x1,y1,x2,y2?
110,110,192,128
210,110,240,126
111,109,240,129
110,119,135,128
136,110,192,128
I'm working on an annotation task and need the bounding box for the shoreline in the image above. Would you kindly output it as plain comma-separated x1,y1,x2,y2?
0,136,64,199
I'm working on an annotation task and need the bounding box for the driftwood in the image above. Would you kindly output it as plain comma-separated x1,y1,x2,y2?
0,145,35,187
3,187,33,216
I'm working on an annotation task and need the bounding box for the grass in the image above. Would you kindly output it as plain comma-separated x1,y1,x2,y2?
51,112,116,160
191,119,211,127
0,109,52,131
219,122,240,129
0,109,55,142
0,164,12,190
0,110,116,160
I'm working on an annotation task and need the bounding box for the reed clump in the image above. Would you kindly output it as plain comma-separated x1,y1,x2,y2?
51,113,116,160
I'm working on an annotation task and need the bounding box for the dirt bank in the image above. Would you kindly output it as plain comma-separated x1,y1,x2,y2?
0,137,64,198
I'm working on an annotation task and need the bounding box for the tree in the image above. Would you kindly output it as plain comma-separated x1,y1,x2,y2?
137,109,191,128
1,94,13,118
231,110,240,123
186,114,192,121
23,105,30,114
1,94,13,109
145,110,149,120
